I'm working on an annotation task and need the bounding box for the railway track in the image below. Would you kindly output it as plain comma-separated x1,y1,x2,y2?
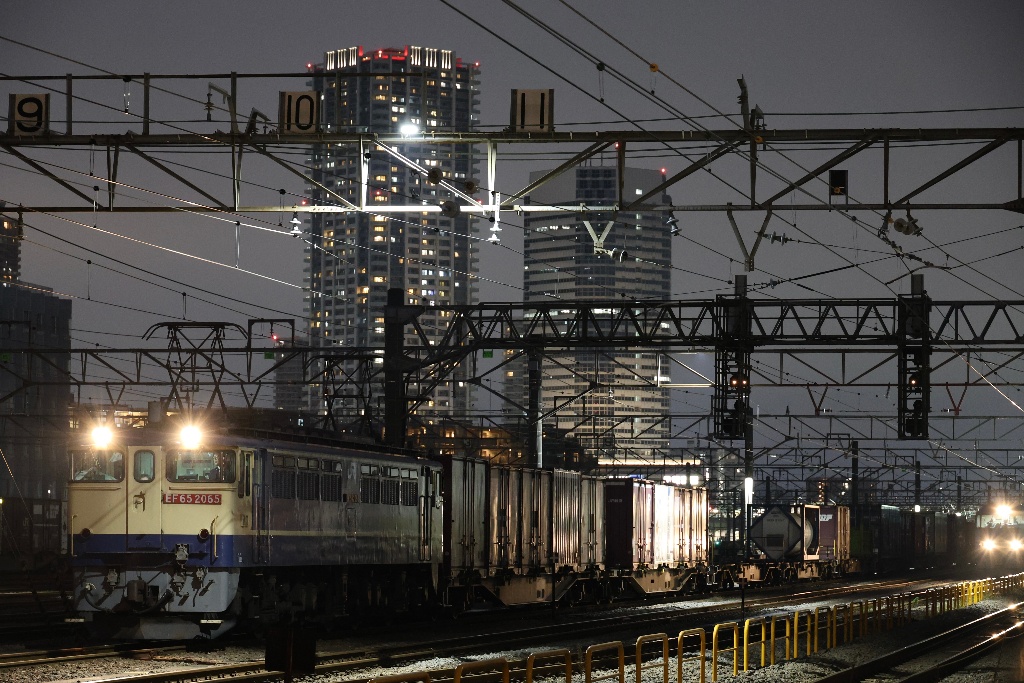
0,566,75,642
808,603,1024,682
0,576,959,683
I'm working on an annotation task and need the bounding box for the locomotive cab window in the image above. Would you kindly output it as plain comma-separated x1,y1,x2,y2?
166,450,236,483
71,449,125,482
134,450,156,482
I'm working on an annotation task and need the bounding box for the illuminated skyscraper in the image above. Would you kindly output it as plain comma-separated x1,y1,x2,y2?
295,46,480,420
515,166,673,464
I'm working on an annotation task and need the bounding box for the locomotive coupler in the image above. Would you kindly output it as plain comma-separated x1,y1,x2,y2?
104,568,119,589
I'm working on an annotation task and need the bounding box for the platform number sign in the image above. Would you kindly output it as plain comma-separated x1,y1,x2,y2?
278,91,320,134
8,94,50,136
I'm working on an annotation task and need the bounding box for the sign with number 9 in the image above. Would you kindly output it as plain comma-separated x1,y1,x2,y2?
8,94,50,136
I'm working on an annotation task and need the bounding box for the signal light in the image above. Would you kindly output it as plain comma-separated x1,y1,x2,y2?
721,398,748,439
904,399,927,438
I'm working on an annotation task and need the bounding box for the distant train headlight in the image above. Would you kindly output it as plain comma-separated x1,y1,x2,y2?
1011,539,1023,552
982,538,997,551
197,528,210,542
180,425,202,450
91,426,113,449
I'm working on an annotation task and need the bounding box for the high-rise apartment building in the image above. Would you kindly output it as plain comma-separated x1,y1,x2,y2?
292,46,480,420
513,166,673,464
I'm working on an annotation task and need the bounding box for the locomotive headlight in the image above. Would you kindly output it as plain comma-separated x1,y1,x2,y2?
180,425,202,450
91,426,113,449
197,528,210,542
983,538,997,551
997,504,1014,520
1011,539,1023,552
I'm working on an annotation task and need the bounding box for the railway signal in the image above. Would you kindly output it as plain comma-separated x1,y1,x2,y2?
897,274,931,439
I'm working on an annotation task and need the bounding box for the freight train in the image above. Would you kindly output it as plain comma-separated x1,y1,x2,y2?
65,423,712,639
65,420,987,640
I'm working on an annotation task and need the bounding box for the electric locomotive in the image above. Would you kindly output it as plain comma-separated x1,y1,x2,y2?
66,422,443,639
976,501,1024,572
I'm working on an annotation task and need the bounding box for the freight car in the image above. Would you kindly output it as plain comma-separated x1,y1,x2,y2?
851,504,972,574
65,424,710,639
745,504,858,583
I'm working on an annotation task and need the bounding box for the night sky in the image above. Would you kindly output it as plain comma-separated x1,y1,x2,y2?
2,1,1022,416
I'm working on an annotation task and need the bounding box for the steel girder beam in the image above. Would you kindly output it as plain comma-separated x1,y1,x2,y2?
3,127,1021,216
4,127,1019,148
0,297,1020,405
415,299,1024,351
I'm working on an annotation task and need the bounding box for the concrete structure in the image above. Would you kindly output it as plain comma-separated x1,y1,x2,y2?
0,281,72,502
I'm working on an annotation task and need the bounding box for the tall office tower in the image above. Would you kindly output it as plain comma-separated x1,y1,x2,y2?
516,166,673,465
298,46,480,422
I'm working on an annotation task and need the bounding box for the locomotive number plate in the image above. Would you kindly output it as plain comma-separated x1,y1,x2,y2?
163,493,222,505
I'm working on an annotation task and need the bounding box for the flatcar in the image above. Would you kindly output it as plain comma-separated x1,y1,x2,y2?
746,504,858,583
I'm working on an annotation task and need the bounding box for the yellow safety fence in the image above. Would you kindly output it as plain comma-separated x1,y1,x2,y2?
367,572,1024,683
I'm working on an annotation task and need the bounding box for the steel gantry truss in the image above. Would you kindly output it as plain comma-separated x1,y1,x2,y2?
0,289,1022,507
2,71,1024,511
0,73,1022,231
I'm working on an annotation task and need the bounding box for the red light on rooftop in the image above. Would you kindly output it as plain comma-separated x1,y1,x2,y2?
306,63,313,69
661,168,667,175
